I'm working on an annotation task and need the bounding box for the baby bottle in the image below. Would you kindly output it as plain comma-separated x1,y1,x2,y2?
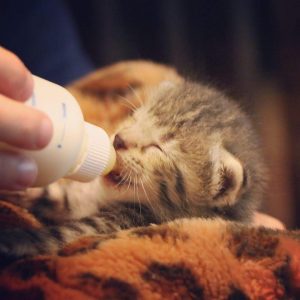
3,76,116,186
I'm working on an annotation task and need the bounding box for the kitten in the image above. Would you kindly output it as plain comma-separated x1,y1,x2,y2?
0,80,266,260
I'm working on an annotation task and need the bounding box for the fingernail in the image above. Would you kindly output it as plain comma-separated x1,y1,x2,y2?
17,71,34,101
13,157,38,189
36,117,53,148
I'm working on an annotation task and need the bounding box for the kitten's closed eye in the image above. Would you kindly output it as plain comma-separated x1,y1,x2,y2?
113,133,163,153
141,143,163,153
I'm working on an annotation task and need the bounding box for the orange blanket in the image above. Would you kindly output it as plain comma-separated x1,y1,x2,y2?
0,200,299,299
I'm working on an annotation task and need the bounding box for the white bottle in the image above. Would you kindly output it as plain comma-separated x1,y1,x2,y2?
7,76,116,186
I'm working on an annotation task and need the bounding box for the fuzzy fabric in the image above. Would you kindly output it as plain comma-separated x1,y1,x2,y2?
0,201,299,300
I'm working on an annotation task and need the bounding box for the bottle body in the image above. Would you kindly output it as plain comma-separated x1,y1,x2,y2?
1,76,115,187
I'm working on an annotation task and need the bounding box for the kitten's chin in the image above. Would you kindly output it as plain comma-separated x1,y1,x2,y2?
100,174,136,203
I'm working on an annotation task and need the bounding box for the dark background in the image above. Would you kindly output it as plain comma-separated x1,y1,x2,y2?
1,0,299,228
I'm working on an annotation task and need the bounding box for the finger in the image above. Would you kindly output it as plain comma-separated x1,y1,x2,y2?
0,94,53,149
0,47,34,101
253,212,285,230
0,152,37,190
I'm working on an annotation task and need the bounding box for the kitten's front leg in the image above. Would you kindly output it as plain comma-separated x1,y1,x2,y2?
0,214,121,264
0,187,44,208
0,202,157,263
1,178,105,223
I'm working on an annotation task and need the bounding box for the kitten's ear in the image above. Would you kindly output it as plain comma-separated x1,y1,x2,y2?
210,147,245,205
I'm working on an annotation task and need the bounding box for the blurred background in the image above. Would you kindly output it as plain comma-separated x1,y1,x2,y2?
1,0,299,228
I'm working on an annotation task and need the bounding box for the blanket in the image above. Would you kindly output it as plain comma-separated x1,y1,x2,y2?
0,200,299,299
0,61,299,299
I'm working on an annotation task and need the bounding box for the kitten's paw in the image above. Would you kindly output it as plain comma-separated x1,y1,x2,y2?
0,230,25,268
1,183,69,223
0,187,44,209
0,228,43,263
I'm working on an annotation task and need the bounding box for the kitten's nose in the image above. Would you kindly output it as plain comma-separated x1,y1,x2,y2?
113,134,127,150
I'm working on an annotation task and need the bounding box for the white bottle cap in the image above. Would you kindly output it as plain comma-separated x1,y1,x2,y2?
67,122,116,182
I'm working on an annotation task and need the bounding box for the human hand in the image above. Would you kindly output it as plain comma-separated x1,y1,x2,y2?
0,47,52,190
253,212,285,230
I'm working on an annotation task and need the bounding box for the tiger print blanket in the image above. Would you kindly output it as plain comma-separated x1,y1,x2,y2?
0,200,299,299
0,61,299,299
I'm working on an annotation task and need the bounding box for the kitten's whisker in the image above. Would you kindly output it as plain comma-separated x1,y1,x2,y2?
119,101,136,113
114,170,128,188
142,174,165,218
122,171,132,187
133,175,137,208
119,93,138,109
118,95,137,112
140,177,156,215
135,175,142,217
113,169,131,197
128,84,143,107
125,170,133,193
143,174,159,196
118,169,131,188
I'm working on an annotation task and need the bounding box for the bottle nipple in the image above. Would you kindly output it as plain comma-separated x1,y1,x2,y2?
67,122,116,181
102,144,116,175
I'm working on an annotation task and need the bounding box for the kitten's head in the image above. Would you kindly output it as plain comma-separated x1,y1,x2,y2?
103,81,266,222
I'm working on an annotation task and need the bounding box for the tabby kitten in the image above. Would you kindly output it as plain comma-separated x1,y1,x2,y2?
0,80,266,259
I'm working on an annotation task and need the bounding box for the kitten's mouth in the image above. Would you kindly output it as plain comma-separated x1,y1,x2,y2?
105,171,124,185
103,151,123,186
103,153,133,188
